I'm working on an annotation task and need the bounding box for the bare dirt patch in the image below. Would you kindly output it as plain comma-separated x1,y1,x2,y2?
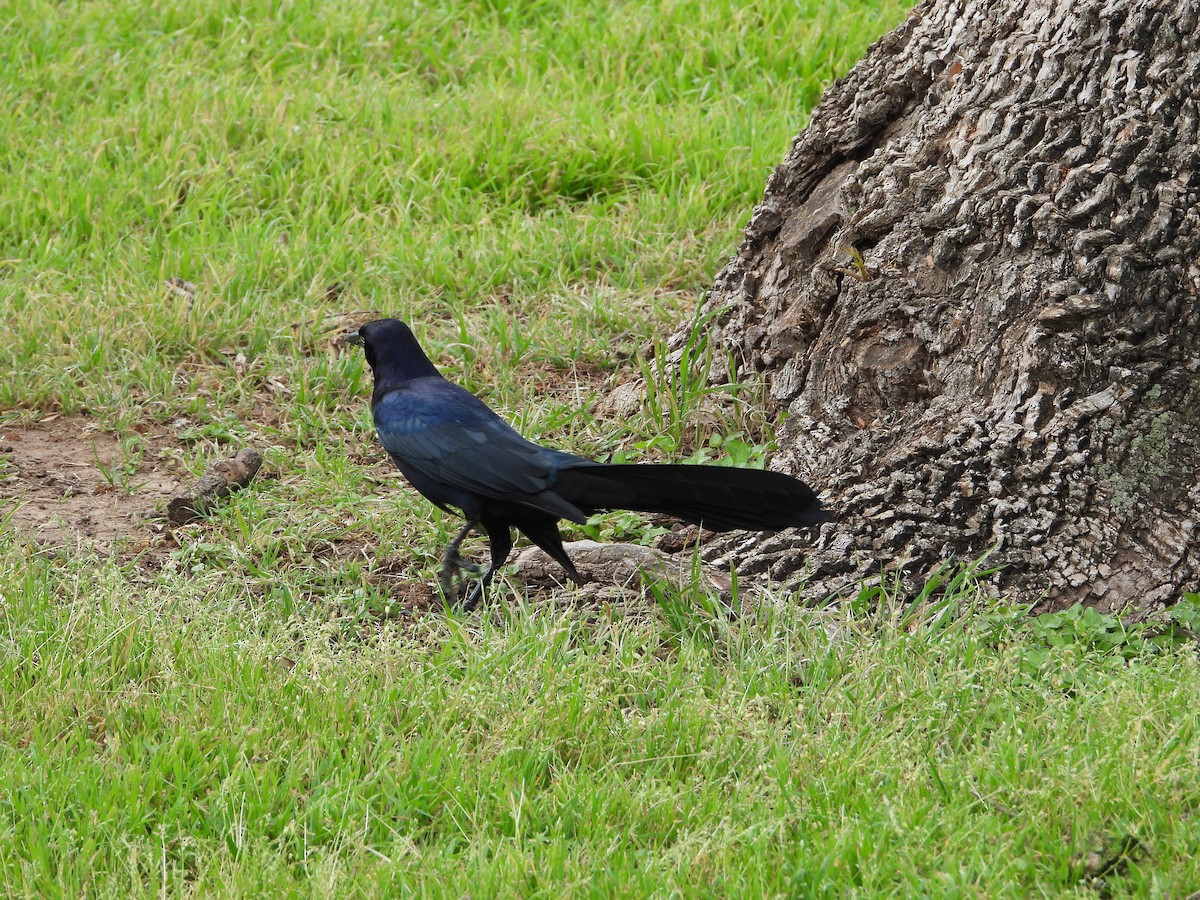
367,553,442,614
0,416,186,552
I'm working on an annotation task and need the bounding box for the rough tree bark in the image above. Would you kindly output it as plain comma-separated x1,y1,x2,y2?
682,0,1200,613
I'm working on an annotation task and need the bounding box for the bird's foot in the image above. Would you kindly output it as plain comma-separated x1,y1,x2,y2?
445,553,483,576
438,556,485,610
458,581,486,613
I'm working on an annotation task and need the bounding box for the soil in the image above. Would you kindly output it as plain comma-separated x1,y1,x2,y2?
0,416,186,552
0,356,720,615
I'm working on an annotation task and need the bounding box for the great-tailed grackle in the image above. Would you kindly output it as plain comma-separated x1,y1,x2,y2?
346,318,827,609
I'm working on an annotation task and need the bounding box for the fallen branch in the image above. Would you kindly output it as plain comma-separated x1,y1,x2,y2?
167,448,263,525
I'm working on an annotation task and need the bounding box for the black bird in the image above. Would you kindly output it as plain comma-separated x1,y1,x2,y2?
346,318,827,609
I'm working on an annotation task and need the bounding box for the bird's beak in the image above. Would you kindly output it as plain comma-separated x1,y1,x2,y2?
343,330,364,347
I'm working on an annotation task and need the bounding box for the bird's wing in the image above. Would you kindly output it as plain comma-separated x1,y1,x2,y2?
371,380,589,521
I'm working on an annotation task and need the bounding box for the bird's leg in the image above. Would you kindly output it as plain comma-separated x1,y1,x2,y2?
439,519,482,605
457,572,489,613
458,517,513,612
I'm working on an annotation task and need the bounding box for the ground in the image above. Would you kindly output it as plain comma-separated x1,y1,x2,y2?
3,2,1198,894
1,416,183,553
0,409,716,618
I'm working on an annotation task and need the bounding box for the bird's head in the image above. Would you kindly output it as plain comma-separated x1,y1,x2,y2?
344,318,440,385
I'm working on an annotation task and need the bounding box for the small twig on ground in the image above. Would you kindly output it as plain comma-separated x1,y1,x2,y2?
167,448,263,525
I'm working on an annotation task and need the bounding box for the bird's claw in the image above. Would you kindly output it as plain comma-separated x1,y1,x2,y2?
438,555,486,611
446,553,483,575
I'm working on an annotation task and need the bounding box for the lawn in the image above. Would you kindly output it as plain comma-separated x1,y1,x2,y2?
2,0,1199,895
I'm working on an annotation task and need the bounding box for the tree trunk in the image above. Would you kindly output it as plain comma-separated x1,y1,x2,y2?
684,0,1200,613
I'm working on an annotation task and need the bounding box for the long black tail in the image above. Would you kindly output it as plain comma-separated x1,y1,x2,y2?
553,463,828,532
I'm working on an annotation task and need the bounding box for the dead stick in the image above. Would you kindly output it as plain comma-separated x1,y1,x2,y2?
167,448,263,525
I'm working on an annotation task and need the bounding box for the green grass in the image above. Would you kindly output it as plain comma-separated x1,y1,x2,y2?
1,0,905,425
3,549,1199,895
4,0,1200,895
